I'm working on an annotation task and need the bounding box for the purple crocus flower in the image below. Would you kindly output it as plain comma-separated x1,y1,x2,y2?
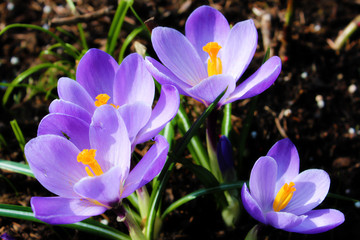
241,139,344,234
49,49,179,148
145,5,282,106
24,105,169,224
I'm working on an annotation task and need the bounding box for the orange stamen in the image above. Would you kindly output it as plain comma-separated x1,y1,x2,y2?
94,94,119,109
77,149,104,177
203,42,223,76
273,182,296,212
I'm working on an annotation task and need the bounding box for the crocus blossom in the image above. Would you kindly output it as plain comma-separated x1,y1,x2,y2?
24,105,169,224
145,5,282,106
49,48,179,147
241,138,344,233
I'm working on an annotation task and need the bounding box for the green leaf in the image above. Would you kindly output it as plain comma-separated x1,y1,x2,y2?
0,24,79,58
221,103,232,137
106,0,134,56
3,63,53,105
145,89,227,240
176,104,209,169
118,27,143,63
0,160,34,177
10,119,26,154
0,204,130,240
161,181,244,219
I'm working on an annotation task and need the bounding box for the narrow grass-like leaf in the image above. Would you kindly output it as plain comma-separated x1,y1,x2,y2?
10,120,26,154
0,24,79,58
0,133,7,147
327,192,359,203
129,6,151,38
77,23,88,50
118,26,143,63
0,160,34,177
3,62,74,105
237,49,271,176
0,174,19,196
3,63,53,105
161,181,244,219
145,89,226,240
176,104,210,169
106,0,134,56
0,204,130,240
221,103,232,137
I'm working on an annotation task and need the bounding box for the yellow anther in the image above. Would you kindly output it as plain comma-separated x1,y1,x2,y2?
95,94,110,107
110,103,120,109
203,42,222,76
77,149,104,177
94,94,119,109
273,182,296,212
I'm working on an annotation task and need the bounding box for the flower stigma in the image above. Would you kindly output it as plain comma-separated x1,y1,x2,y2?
94,94,119,109
203,42,222,77
77,149,104,177
273,182,296,212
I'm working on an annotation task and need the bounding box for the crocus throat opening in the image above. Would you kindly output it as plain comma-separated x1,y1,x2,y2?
203,42,222,77
77,149,104,177
94,94,119,109
273,182,296,212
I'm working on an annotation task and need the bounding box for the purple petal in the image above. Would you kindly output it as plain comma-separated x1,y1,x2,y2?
185,6,230,64
114,53,155,107
186,74,235,106
121,135,169,198
90,105,131,175
49,99,92,124
284,169,330,215
266,138,299,192
37,113,90,150
25,135,85,198
57,77,96,114
76,48,118,99
151,27,207,86
224,56,282,104
241,183,266,223
221,19,257,81
216,135,234,172
249,156,277,212
117,102,152,144
31,197,107,224
135,85,180,145
74,166,123,205
144,57,191,96
285,209,345,234
266,211,306,230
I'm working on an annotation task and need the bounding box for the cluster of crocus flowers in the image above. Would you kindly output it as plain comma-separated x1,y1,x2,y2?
48,49,179,148
241,138,345,233
25,105,169,224
145,5,282,107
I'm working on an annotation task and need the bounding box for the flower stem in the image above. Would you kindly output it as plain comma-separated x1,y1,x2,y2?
114,205,146,240
206,109,223,182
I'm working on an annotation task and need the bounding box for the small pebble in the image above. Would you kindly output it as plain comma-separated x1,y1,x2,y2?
315,95,325,109
10,56,19,65
284,109,292,117
348,84,357,94
42,23,49,30
314,24,321,32
7,2,14,11
251,131,257,139
348,127,356,135
355,201,360,208
345,188,351,194
100,219,109,225
43,5,51,14
300,72,308,79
